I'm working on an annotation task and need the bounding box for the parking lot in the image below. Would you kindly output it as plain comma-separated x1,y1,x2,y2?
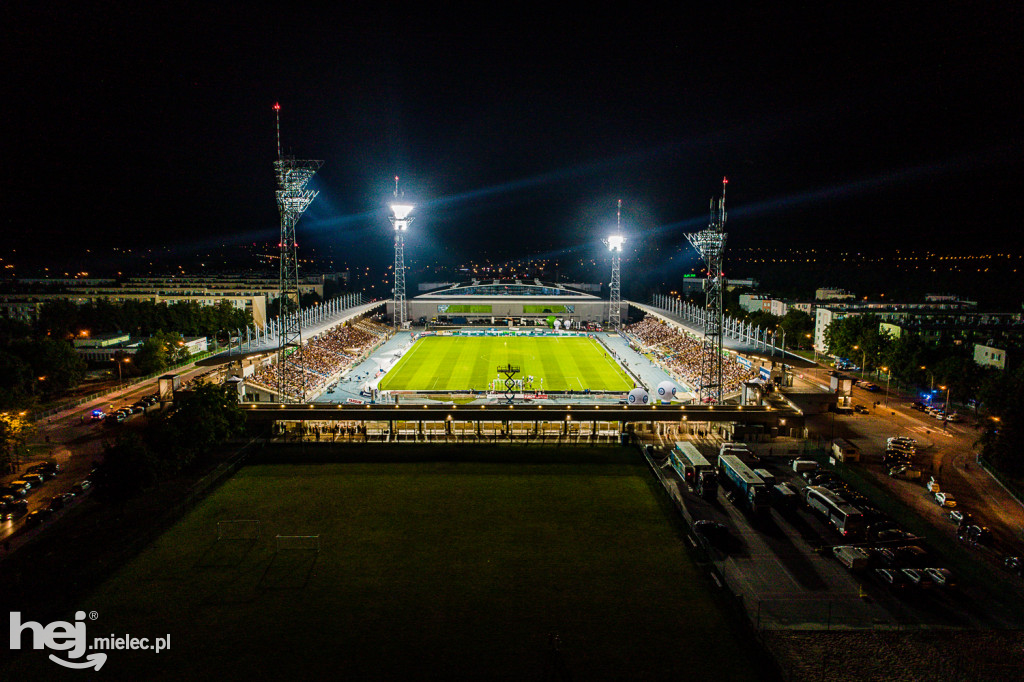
646,436,1024,631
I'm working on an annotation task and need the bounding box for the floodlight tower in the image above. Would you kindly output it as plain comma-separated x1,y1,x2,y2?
388,176,415,329
605,199,625,327
273,102,323,401
685,178,728,404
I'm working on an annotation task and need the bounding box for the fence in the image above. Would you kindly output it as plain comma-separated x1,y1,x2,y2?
31,345,224,421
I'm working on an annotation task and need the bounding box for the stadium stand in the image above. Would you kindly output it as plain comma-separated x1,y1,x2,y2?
248,322,382,399
625,317,757,396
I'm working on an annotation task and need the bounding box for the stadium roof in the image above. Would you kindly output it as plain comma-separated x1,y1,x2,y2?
415,280,600,300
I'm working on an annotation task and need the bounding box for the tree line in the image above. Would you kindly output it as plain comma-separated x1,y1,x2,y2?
93,383,246,506
38,299,252,340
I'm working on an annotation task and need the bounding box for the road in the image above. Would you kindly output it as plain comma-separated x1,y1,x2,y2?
793,365,1024,564
0,362,226,552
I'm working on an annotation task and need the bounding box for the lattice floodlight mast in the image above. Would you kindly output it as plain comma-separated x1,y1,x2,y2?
389,177,415,329
685,178,728,404
273,103,323,402
605,200,625,327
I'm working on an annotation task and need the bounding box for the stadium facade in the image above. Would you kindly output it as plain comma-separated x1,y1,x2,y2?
389,280,620,327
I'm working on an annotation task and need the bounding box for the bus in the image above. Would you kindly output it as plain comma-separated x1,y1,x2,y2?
671,441,718,500
804,486,865,538
671,441,712,483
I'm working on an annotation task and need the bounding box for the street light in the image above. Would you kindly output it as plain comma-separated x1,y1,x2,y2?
881,366,891,407
114,356,130,383
921,366,934,392
939,384,951,427
853,345,867,377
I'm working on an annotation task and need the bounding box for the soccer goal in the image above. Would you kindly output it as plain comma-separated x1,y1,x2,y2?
216,519,261,541
275,534,321,554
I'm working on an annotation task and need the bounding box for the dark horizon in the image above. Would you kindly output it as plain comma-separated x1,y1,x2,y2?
3,5,1022,272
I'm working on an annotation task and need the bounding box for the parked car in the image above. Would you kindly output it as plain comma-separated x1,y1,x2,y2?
1004,556,1023,577
875,568,910,589
2,497,29,520
935,492,957,508
863,383,880,392
926,477,941,493
26,461,60,480
889,465,922,480
24,508,52,528
949,510,971,525
945,412,963,423
809,472,841,486
911,401,927,411
20,473,45,487
693,520,740,554
47,492,75,511
925,568,956,588
876,529,916,543
833,545,871,570
901,568,933,588
958,524,992,546
8,480,32,495
71,479,93,495
854,404,869,414
876,545,928,568
89,409,106,422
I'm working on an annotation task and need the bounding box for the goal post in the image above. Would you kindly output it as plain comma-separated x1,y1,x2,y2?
275,534,321,554
217,519,261,541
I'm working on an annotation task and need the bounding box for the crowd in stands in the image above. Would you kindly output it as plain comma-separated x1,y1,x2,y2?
249,320,384,399
625,316,758,396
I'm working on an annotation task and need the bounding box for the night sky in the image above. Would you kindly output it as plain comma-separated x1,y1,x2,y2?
4,3,1022,273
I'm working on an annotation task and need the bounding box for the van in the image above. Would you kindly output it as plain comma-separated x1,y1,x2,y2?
792,459,817,473
771,482,799,511
833,545,870,570
831,439,861,463
753,468,776,487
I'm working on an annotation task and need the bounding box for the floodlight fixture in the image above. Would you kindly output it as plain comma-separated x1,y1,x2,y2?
390,203,415,223
606,234,626,251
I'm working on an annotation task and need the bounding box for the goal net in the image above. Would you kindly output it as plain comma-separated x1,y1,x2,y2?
275,534,321,553
216,519,261,541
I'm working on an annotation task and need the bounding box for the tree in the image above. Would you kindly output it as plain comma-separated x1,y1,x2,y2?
822,314,891,370
0,411,33,473
779,310,814,349
133,331,187,375
93,432,159,506
148,383,244,472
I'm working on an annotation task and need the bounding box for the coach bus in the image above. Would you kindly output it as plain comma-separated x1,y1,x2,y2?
671,441,718,500
804,485,865,538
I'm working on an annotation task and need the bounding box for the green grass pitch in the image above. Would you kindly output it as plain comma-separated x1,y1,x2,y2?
377,335,634,392
12,449,761,680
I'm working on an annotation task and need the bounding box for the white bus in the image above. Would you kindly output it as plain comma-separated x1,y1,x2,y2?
804,485,865,538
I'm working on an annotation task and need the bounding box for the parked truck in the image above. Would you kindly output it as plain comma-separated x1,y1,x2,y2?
718,454,770,514
671,441,719,501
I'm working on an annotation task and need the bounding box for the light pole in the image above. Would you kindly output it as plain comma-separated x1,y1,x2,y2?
853,345,867,378
881,366,891,407
939,384,951,426
113,356,130,383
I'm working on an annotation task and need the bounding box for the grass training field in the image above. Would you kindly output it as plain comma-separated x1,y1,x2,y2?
9,448,764,680
377,335,634,392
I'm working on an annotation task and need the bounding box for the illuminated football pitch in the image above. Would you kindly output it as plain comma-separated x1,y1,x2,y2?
377,335,634,392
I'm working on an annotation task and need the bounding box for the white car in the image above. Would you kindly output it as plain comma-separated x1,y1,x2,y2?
935,492,957,508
